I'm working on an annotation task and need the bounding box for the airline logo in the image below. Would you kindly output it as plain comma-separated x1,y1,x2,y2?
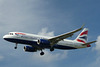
79,36,87,41
15,33,26,35
77,30,88,44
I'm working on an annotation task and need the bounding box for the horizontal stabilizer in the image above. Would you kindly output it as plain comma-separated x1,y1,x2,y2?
82,41,96,45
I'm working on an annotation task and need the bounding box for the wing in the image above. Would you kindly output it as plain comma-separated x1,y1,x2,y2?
49,25,84,46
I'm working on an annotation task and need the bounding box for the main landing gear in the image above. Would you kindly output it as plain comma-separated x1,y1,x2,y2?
14,43,18,49
40,50,44,56
39,47,54,56
50,47,54,52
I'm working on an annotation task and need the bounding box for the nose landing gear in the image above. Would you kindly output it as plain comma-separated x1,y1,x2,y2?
14,43,18,49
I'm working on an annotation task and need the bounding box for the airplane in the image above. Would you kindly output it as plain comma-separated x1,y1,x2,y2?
3,25,96,56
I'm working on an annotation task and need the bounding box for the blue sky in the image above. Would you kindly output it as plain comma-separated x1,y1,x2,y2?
0,0,100,67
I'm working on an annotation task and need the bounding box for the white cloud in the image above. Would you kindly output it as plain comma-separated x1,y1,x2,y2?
32,50,68,63
38,28,54,37
94,36,100,51
88,36,100,67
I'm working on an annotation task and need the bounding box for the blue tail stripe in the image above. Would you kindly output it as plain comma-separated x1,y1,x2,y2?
79,36,87,40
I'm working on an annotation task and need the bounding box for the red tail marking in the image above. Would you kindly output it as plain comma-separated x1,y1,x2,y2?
77,39,85,43
80,31,88,36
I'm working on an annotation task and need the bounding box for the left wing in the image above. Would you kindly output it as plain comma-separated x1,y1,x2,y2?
49,25,84,46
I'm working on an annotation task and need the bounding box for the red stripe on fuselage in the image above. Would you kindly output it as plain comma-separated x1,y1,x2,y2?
77,39,85,43
80,31,88,36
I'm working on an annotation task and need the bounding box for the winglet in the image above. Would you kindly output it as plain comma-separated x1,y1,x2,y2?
72,24,85,33
81,24,85,29
76,24,84,32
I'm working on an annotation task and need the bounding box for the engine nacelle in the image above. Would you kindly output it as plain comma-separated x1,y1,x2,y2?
24,46,37,52
37,39,50,45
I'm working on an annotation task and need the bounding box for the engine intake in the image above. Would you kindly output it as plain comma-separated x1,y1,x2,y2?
24,46,37,52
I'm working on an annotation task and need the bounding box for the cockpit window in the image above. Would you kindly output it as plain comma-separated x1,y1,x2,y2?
9,33,13,35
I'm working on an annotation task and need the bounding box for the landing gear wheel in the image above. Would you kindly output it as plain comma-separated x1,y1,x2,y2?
14,47,17,49
40,52,44,56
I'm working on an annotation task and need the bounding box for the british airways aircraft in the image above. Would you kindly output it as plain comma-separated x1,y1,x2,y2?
3,25,96,55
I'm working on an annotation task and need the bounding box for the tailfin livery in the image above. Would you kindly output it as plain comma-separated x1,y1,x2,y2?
75,28,88,43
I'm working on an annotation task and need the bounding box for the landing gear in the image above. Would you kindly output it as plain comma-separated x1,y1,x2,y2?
40,50,44,56
50,47,54,52
40,51,44,56
14,47,17,49
14,43,18,49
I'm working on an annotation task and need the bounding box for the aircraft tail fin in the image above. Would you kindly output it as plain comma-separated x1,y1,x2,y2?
75,28,88,43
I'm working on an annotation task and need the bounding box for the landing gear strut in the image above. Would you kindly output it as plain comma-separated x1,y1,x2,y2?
14,43,18,49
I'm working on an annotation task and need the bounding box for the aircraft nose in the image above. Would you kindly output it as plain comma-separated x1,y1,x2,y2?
3,35,7,40
3,35,9,40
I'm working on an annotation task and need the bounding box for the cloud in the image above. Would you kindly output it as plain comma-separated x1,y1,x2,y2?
33,50,68,63
88,36,100,67
38,28,54,37
95,36,100,51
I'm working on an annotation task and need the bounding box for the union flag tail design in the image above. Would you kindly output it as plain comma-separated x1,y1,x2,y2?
75,28,88,44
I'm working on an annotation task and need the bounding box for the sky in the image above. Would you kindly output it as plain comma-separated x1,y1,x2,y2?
0,0,100,67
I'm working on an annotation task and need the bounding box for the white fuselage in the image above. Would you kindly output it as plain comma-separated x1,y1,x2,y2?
3,32,87,50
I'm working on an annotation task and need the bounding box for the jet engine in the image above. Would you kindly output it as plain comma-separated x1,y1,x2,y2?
37,39,50,45
24,46,37,52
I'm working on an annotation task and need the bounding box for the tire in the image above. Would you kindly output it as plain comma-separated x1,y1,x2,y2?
40,52,44,56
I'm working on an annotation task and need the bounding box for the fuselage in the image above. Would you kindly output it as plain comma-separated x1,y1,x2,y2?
3,32,87,50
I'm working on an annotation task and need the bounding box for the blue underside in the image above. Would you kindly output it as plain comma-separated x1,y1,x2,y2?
4,38,77,50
